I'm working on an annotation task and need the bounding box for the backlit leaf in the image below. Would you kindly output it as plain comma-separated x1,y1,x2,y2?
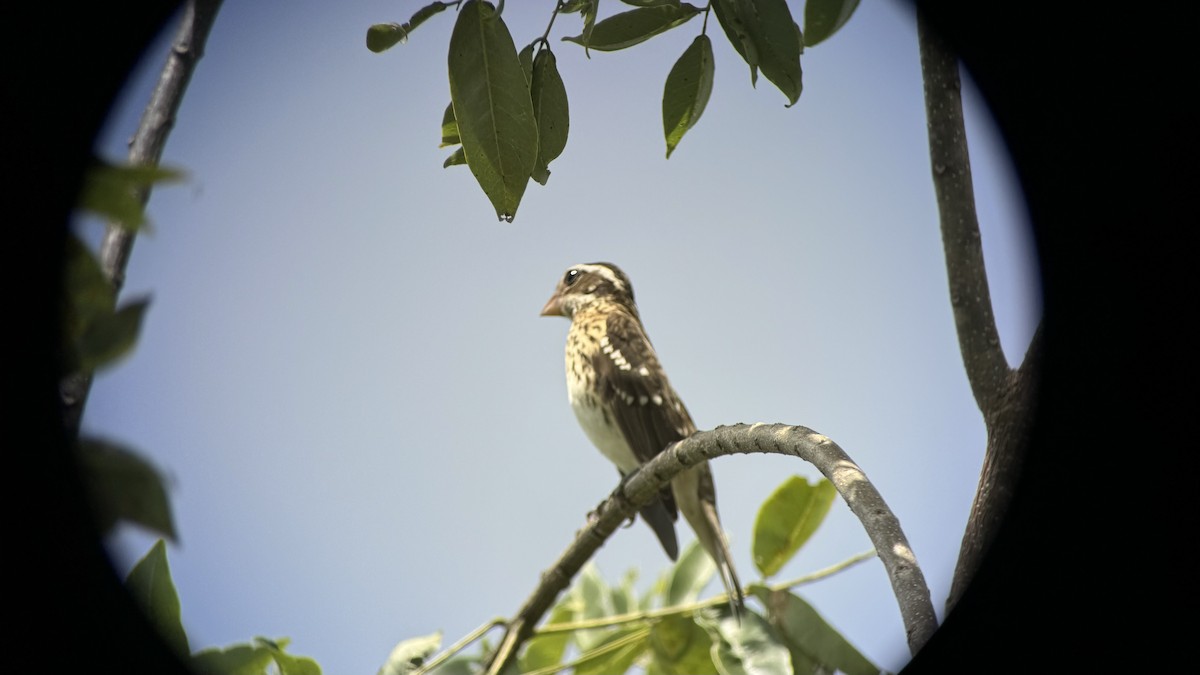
752,476,835,577
379,631,443,675
663,34,714,158
531,46,570,184
711,0,803,105
366,2,449,52
749,588,880,675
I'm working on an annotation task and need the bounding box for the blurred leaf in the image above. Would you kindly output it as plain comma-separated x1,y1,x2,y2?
610,568,638,616
665,540,716,607
126,540,189,656
427,656,480,675
193,644,275,675
366,2,449,52
575,562,616,652
750,588,880,675
559,0,591,12
530,46,570,185
648,615,718,675
563,4,702,52
61,234,115,373
753,476,836,577
448,0,538,221
78,160,184,230
696,610,792,675
662,34,714,158
804,0,859,47
379,631,442,675
621,0,681,6
440,102,460,147
257,636,322,675
573,626,650,675
77,296,151,372
519,599,576,672
711,0,803,105
77,437,176,540
443,147,467,168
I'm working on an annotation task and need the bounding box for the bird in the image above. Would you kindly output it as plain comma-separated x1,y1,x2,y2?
541,261,744,617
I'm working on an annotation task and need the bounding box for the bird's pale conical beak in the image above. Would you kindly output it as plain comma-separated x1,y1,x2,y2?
540,291,564,317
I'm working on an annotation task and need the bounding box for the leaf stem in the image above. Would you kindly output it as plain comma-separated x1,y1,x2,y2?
411,617,507,675
540,1,564,47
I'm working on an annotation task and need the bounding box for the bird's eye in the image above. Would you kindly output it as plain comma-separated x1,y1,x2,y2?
564,269,581,286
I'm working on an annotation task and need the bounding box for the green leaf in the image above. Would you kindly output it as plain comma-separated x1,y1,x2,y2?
696,610,793,675
530,46,570,185
379,631,443,675
621,0,681,6
77,437,176,540
443,147,467,168
440,102,460,147
563,4,702,52
648,615,718,675
518,42,535,85
752,476,836,577
573,626,650,675
77,296,151,372
662,34,714,158
610,568,638,616
518,599,575,673
803,0,859,47
711,0,803,106
193,644,275,675
366,2,450,52
78,160,184,230
665,540,716,607
749,588,880,675
559,0,591,12
448,1,538,221
125,540,189,656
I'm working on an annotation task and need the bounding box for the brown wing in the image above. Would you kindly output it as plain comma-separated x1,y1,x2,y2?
591,309,698,519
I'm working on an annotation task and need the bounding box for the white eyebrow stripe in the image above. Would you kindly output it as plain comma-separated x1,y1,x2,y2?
575,264,626,291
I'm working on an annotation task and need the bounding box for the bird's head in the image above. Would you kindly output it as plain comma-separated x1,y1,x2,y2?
540,262,637,318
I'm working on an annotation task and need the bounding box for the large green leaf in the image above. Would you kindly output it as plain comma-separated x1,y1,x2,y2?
648,615,718,675
803,0,860,47
696,610,793,675
665,540,716,607
379,631,443,675
77,437,176,540
711,0,803,106
749,588,880,675
126,540,190,656
662,34,714,158
366,2,449,52
563,4,702,52
530,47,570,184
752,476,836,577
448,1,538,221
78,160,184,230
77,296,152,372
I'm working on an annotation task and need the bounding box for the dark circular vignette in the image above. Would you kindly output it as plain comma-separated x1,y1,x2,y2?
6,0,1127,673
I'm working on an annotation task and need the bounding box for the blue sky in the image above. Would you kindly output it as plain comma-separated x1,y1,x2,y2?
79,1,1040,673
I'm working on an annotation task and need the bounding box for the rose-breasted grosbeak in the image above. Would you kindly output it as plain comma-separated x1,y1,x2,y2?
541,262,744,615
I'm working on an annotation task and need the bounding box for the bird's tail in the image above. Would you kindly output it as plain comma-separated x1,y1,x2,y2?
674,463,746,620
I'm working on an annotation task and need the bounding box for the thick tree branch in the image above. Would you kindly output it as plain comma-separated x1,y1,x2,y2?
917,10,1043,613
483,423,937,675
60,0,223,439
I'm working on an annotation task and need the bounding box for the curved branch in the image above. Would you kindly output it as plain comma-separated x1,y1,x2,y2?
484,423,937,674
59,0,223,438
917,10,1008,415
